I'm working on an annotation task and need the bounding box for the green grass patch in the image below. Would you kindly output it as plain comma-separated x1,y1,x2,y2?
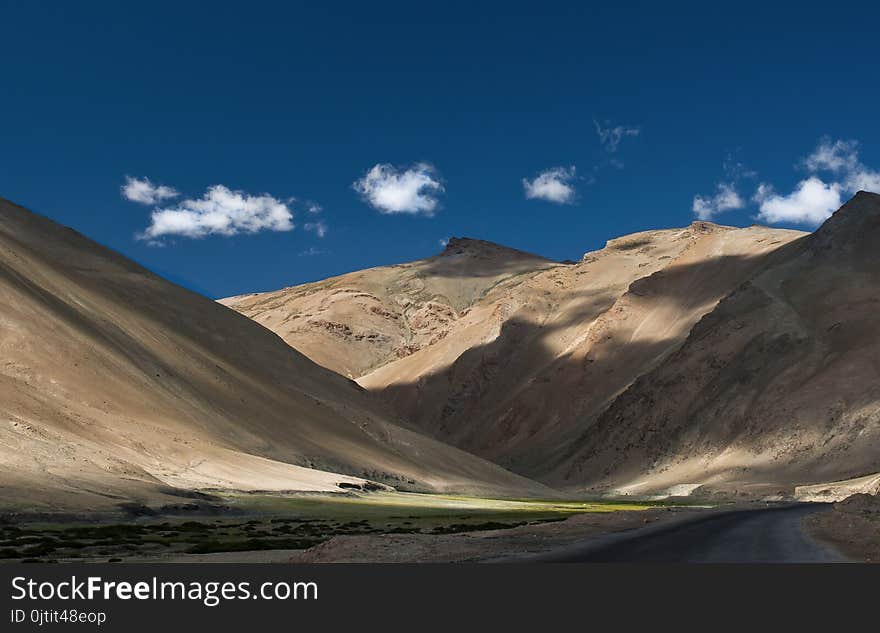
2,491,674,561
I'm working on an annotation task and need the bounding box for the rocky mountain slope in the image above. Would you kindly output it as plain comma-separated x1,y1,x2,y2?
220,238,557,379
562,192,880,496
357,223,808,486
229,218,821,493
0,197,548,514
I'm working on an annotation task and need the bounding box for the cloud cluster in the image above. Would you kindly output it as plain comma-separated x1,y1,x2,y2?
802,138,880,193
138,185,294,242
693,138,880,227
692,183,745,220
754,138,880,225
594,120,640,153
302,201,328,237
522,166,577,204
121,176,178,205
353,163,444,215
304,219,328,238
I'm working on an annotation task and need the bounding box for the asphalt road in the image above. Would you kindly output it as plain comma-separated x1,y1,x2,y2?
534,503,846,563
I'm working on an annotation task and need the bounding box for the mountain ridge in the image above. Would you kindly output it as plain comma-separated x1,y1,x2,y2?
0,196,550,514
226,214,840,496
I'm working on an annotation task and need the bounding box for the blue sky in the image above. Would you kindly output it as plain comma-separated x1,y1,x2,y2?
2,1,878,298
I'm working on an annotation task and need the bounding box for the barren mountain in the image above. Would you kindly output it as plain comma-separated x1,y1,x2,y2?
562,191,880,497
220,238,557,378
230,219,815,492
358,223,808,483
0,197,548,514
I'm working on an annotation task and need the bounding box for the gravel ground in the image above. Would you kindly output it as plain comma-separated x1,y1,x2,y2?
806,494,880,563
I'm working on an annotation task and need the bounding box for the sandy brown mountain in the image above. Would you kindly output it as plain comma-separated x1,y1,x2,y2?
563,191,880,497
220,238,558,379
0,197,548,514
228,217,822,493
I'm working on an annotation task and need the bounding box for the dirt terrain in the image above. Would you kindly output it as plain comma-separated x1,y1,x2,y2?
287,506,703,563
807,494,880,562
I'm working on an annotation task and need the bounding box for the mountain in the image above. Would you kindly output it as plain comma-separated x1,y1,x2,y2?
358,222,809,485
220,237,557,379
562,191,880,497
0,197,548,514
229,220,811,493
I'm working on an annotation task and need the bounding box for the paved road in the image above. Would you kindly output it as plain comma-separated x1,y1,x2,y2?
534,503,846,563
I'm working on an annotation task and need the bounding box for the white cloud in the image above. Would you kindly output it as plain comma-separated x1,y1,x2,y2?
692,183,744,220
846,167,880,193
353,162,443,215
594,120,640,152
439,238,449,248
723,155,757,180
523,166,577,204
803,138,880,194
121,176,178,205
803,138,860,173
299,246,329,257
754,177,842,225
750,138,879,226
138,185,294,242
304,220,328,238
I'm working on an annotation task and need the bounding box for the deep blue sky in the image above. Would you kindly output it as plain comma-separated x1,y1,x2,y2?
2,1,878,298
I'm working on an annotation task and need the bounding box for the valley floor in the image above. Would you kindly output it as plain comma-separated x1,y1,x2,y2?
3,491,873,563
0,491,682,563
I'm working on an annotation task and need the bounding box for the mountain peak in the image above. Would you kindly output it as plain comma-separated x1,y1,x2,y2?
688,220,733,234
809,191,880,256
439,237,552,262
442,236,483,252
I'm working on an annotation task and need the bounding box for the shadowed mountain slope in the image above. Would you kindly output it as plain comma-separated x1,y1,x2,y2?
0,198,549,513
229,219,820,493
562,192,880,496
358,223,807,484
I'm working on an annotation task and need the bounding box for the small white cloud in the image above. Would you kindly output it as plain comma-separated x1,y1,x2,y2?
121,176,178,205
846,167,880,193
304,220,328,238
306,202,323,214
439,238,449,248
755,177,841,225
138,185,294,243
522,166,577,204
594,120,640,153
692,183,744,220
723,155,757,180
803,137,880,194
299,246,329,257
803,138,860,174
752,183,774,204
353,162,443,215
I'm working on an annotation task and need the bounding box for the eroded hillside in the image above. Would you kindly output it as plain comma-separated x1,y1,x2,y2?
229,219,828,493
562,192,880,497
